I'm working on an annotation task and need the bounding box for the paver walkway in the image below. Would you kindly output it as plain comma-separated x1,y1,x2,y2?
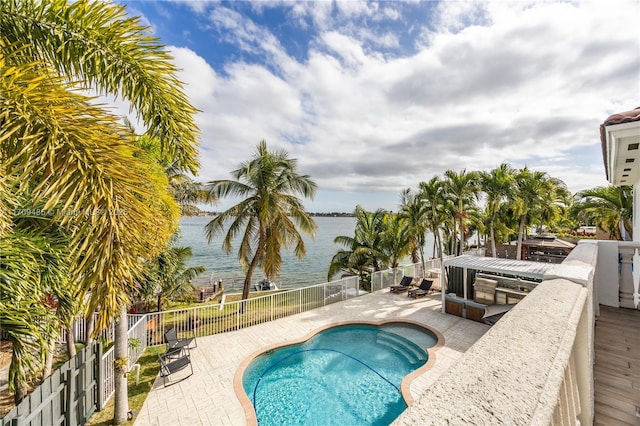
134,290,489,426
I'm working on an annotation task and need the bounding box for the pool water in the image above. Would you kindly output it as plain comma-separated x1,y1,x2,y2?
242,323,437,426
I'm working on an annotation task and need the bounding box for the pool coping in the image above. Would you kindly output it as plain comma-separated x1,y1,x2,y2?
233,318,446,425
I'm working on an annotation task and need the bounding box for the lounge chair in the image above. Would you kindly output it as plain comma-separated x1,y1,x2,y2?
390,276,413,293
158,349,193,386
408,279,433,298
164,327,197,351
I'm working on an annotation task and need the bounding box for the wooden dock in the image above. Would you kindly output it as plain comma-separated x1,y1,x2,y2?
594,305,640,425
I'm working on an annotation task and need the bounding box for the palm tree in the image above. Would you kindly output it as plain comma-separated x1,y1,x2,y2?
480,163,516,257
443,169,480,255
2,1,199,421
573,186,633,240
138,244,206,312
511,167,556,259
418,177,447,258
328,206,388,290
204,141,317,306
399,189,428,265
380,213,412,269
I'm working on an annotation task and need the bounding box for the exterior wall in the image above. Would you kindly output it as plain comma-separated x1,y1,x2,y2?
394,244,597,425
635,183,640,243
587,240,620,308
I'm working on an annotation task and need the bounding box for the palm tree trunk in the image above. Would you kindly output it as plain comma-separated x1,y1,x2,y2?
516,215,527,260
490,211,497,258
84,310,95,347
458,217,464,256
42,337,55,379
66,323,76,359
240,253,261,313
113,305,129,425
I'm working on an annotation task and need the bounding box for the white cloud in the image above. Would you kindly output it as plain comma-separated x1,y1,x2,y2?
160,0,639,211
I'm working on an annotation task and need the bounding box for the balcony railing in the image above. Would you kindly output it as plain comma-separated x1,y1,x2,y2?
394,242,599,425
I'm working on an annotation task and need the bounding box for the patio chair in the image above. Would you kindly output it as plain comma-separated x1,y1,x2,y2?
164,327,197,351
158,349,193,386
390,276,414,293
408,279,433,298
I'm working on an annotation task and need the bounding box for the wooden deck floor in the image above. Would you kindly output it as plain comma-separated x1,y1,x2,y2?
594,305,640,425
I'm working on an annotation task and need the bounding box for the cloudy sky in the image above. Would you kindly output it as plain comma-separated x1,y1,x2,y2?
120,0,639,213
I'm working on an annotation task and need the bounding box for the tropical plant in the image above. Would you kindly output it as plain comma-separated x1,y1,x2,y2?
328,206,388,290
573,185,633,240
480,163,516,257
511,167,558,259
418,176,447,258
443,169,480,255
1,0,199,422
380,213,412,269
398,189,428,265
204,140,317,306
137,242,206,312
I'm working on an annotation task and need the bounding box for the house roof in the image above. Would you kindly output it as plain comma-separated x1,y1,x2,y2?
601,107,640,180
521,235,576,249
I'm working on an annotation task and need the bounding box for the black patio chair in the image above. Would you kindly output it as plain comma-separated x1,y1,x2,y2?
390,276,414,293
158,349,193,386
164,327,197,352
408,279,434,298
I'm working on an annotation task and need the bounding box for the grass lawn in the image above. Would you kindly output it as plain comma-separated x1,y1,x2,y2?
87,346,165,426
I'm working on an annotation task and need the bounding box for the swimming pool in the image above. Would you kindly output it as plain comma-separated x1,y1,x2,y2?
238,321,441,425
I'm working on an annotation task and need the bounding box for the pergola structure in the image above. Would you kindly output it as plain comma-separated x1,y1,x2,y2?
440,255,557,313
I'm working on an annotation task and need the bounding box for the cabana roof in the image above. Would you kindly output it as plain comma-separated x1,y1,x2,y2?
443,255,556,280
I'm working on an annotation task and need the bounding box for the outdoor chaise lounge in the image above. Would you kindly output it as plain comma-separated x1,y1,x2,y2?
158,349,193,386
164,327,197,351
390,276,414,293
408,279,433,298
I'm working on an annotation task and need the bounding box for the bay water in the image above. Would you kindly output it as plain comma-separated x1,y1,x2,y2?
178,216,434,292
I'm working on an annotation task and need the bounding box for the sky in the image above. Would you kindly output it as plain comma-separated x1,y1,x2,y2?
117,0,640,213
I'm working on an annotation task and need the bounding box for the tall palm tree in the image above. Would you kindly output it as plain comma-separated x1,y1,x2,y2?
399,189,428,265
480,163,516,257
534,177,570,233
573,186,633,240
418,177,447,258
328,206,388,290
443,169,480,255
512,167,556,259
204,140,317,305
380,213,412,269
2,1,199,421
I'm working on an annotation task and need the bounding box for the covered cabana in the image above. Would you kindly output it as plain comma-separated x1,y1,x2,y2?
440,255,557,314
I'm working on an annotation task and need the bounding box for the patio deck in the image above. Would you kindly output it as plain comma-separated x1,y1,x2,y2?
133,290,490,426
594,305,640,425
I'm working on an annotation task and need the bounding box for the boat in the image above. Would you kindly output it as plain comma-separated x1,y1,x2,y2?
253,278,278,292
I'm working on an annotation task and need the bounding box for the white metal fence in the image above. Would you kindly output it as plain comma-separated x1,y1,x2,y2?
371,258,447,292
93,275,360,405
57,263,448,407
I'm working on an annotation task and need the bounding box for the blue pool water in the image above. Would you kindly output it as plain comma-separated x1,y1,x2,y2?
242,323,438,426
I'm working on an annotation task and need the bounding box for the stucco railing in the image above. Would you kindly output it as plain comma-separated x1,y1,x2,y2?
394,243,597,425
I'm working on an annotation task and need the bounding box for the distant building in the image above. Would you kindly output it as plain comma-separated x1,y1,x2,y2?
520,234,575,263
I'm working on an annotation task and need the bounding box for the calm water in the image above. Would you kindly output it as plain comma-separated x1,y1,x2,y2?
242,323,436,425
178,216,434,292
178,216,357,291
